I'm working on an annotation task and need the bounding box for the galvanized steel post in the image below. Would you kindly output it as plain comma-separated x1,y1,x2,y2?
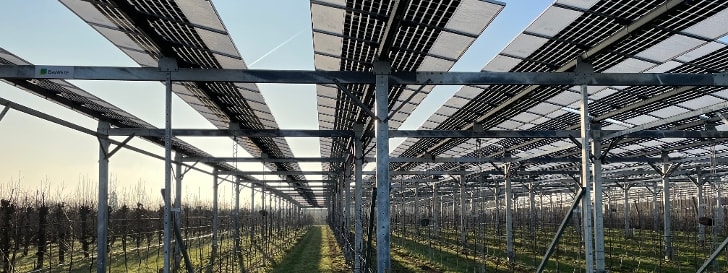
459,166,467,246
591,122,605,273
504,152,514,262
579,84,595,273
96,121,110,273
163,73,173,273
374,61,391,272
696,168,705,244
662,151,673,260
623,184,631,238
353,123,364,273
210,169,219,272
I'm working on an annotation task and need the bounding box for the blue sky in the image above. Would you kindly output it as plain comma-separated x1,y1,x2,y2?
0,0,553,205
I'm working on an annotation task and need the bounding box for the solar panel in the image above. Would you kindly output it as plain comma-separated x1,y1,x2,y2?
391,0,728,191
60,0,318,206
311,0,505,172
0,47,303,202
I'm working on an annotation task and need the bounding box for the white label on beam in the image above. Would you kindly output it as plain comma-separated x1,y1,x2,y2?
35,66,74,78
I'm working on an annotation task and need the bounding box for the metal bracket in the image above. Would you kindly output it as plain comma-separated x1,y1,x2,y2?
715,72,728,87
158,57,178,72
574,57,594,84
333,79,378,120
0,105,10,122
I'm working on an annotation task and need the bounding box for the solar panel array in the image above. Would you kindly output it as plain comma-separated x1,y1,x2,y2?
311,0,504,173
0,47,296,203
5,0,725,206
390,0,728,196
60,0,317,206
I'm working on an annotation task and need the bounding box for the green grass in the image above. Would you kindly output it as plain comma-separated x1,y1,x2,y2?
273,225,349,273
383,223,728,273
2,226,308,272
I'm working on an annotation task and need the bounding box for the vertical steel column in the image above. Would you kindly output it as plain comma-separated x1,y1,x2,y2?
414,187,419,236
233,177,242,270
433,183,440,238
210,169,219,272
460,166,467,246
251,185,255,243
579,84,595,273
529,181,536,236
662,151,673,260
96,121,110,273
696,168,705,244
623,185,631,238
353,123,364,273
495,187,501,236
716,185,723,235
652,184,659,234
591,122,605,272
162,74,173,273
374,61,391,273
345,167,351,235
173,152,182,269
504,152,514,262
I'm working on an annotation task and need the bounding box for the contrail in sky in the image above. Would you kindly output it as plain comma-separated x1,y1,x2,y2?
249,28,306,67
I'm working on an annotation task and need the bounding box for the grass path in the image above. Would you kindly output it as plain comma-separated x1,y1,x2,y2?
274,225,349,273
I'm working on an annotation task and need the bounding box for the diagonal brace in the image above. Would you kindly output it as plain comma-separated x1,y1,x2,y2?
600,136,624,161
333,79,378,120
0,105,10,122
537,188,585,273
107,133,136,158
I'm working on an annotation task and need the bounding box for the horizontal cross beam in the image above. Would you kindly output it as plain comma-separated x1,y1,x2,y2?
1,65,726,86
107,128,728,139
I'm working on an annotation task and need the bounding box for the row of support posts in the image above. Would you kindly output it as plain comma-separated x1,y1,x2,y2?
89,59,728,273
93,61,308,272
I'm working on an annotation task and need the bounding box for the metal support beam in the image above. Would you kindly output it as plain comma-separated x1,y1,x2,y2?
0,105,10,122
374,61,391,273
108,127,728,139
96,122,110,273
592,122,606,273
579,83,595,273
182,156,346,163
354,123,364,273
504,152,515,262
344,166,351,244
334,79,378,120
623,184,632,238
536,188,585,273
209,169,219,273
697,235,728,273
695,168,706,244
3,65,727,86
234,177,244,272
529,181,536,237
459,166,467,247
433,183,440,238
662,151,673,260
162,73,173,273
173,153,183,270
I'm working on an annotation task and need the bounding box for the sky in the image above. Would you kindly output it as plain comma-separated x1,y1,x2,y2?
0,0,553,208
